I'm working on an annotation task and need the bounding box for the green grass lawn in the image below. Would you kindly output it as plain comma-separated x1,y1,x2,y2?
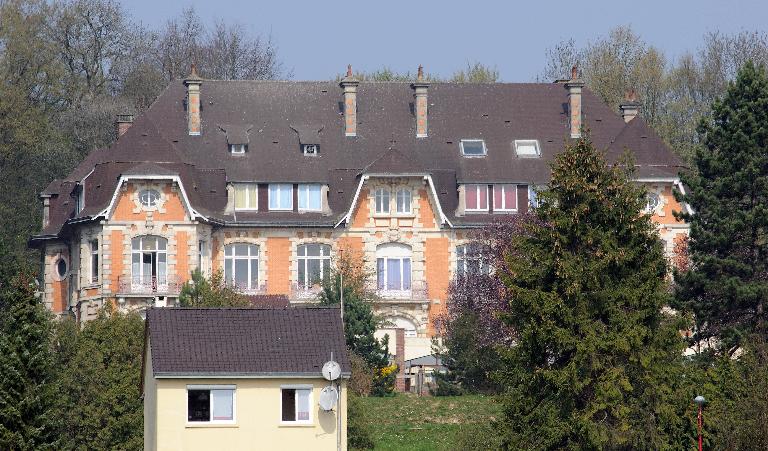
353,394,500,451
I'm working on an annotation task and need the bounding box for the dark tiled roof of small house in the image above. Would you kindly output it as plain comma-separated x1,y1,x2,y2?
145,307,350,377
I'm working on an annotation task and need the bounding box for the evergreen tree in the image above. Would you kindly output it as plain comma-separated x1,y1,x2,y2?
318,252,388,369
54,306,144,450
675,61,768,350
496,137,685,449
0,272,58,450
178,270,251,307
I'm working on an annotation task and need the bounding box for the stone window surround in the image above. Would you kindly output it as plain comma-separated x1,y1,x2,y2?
369,179,418,219
217,233,268,291
288,236,336,291
130,182,169,214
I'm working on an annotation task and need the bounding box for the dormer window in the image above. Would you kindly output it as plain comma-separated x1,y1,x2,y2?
514,139,540,158
465,184,489,212
229,144,247,154
460,139,486,157
303,144,318,155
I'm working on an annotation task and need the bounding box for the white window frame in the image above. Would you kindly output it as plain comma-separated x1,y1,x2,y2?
138,189,161,209
376,243,412,295
229,144,246,154
131,235,168,288
297,244,331,290
514,139,541,158
268,184,293,211
224,243,260,291
493,184,518,212
645,191,661,214
297,184,322,212
374,188,391,214
233,183,258,211
460,139,487,157
90,239,99,283
456,243,491,277
465,184,489,212
280,385,313,426
302,144,318,155
395,188,412,214
198,240,208,275
76,184,85,212
186,385,237,425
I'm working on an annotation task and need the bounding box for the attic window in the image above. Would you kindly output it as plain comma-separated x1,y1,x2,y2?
230,144,247,154
460,139,486,157
514,140,541,158
303,144,318,155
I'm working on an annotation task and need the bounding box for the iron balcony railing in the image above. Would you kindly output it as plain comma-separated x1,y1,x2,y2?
291,283,323,301
117,275,183,295
371,280,429,302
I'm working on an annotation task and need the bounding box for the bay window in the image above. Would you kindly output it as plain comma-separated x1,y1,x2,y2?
224,243,260,291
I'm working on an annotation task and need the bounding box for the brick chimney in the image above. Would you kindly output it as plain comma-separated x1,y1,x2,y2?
339,65,359,137
115,114,134,139
184,64,203,136
564,65,585,138
619,89,641,123
411,65,429,138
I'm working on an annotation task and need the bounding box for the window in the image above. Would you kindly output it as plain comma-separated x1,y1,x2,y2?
131,236,167,289
198,240,208,274
514,139,541,157
269,184,293,210
375,188,390,214
465,184,489,212
187,386,235,423
229,144,247,154
529,185,542,208
224,243,259,291
76,184,85,212
376,243,412,293
281,387,311,424
297,244,331,289
302,144,318,155
234,184,258,210
298,184,322,211
396,188,412,214
139,189,161,208
456,243,490,277
645,192,661,213
493,185,517,212
56,258,68,279
90,240,99,283
460,139,487,156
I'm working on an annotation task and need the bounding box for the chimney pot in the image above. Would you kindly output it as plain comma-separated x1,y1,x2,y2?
340,65,360,137
184,64,203,136
564,68,585,138
619,89,641,123
411,65,429,138
115,114,134,139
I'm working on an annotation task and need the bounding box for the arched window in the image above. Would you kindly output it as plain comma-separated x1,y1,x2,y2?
374,188,390,214
297,244,331,289
131,236,168,288
376,243,412,293
456,243,490,277
224,244,259,291
396,188,412,214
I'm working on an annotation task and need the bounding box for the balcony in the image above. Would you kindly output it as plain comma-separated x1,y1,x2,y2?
373,281,429,302
224,280,268,295
117,275,183,296
291,283,323,301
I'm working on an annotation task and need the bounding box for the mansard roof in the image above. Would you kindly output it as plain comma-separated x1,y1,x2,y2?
145,307,350,377
32,79,685,239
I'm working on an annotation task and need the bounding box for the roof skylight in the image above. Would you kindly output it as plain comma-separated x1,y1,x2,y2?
514,139,541,158
460,139,486,157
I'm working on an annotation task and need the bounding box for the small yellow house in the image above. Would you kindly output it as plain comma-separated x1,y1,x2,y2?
142,307,350,451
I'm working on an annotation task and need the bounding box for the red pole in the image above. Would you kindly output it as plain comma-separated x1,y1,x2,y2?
697,404,703,451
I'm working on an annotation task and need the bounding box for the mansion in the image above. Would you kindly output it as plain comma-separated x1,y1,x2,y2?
30,65,689,363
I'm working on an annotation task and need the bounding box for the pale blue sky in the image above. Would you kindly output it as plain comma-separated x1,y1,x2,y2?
126,0,765,81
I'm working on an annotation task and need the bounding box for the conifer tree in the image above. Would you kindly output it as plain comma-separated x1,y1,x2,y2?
497,137,685,449
0,272,58,450
675,61,768,350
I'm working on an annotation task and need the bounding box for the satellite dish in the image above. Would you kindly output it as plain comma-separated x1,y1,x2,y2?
322,360,341,381
319,385,338,411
